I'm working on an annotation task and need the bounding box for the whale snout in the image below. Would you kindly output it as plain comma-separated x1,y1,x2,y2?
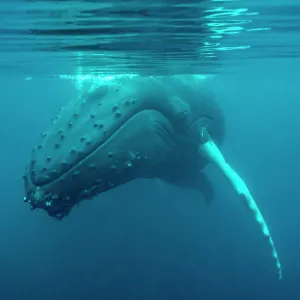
23,80,175,219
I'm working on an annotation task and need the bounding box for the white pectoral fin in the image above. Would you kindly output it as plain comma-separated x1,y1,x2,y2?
199,139,282,280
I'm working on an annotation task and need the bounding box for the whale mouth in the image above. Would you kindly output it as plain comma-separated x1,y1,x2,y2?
29,107,145,187
23,81,172,219
23,100,175,219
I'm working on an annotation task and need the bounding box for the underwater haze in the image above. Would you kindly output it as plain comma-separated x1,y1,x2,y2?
1,0,300,299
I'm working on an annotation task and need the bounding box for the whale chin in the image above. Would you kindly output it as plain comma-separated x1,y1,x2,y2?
24,108,174,220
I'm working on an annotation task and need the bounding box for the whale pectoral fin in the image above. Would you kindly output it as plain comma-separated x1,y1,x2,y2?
198,137,282,280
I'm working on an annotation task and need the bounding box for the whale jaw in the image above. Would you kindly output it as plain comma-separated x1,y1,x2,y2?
23,106,175,219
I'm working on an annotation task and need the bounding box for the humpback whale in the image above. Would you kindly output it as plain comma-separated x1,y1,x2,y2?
23,75,282,279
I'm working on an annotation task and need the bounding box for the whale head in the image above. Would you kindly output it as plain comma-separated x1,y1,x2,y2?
23,76,224,219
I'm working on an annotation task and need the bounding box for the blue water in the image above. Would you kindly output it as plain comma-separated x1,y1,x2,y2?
1,0,300,299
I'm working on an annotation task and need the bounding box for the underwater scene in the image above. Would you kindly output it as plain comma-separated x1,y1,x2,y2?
0,0,300,299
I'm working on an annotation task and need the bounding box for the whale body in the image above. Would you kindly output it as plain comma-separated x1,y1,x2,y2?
23,74,283,279
23,75,224,219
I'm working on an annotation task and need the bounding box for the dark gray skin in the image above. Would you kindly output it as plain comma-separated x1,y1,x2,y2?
24,75,225,220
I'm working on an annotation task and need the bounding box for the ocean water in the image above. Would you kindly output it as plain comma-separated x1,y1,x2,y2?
0,0,300,299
